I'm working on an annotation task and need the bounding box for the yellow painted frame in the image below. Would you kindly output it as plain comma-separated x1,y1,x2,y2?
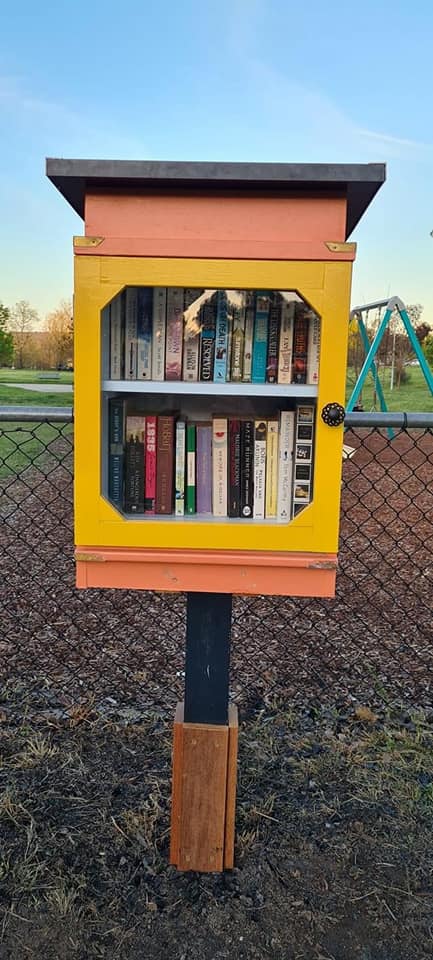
74,255,351,555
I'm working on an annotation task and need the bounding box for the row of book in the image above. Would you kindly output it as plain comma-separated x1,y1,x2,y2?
108,287,320,386
108,399,315,521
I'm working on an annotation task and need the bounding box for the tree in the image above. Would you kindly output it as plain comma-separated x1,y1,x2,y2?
8,300,40,368
422,333,433,369
0,302,14,366
44,299,73,369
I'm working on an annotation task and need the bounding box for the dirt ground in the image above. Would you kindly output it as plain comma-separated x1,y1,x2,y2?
1,698,433,960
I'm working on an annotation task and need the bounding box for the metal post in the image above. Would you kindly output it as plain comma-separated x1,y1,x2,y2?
184,592,232,725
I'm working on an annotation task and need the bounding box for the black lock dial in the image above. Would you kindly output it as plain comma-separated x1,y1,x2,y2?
321,402,345,426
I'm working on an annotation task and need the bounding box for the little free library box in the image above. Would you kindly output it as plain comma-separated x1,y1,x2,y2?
47,159,385,599
48,158,385,872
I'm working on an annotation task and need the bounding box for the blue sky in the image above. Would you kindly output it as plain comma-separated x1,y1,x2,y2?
1,0,432,323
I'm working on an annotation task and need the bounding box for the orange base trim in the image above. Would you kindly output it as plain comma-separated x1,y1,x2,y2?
73,236,355,261
75,546,337,597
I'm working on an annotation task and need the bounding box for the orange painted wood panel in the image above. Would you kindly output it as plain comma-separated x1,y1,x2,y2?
177,721,229,872
74,235,355,261
224,705,239,870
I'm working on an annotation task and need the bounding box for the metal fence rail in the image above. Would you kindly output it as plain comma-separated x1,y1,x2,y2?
1,408,432,716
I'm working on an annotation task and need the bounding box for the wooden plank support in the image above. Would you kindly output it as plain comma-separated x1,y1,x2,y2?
170,592,238,872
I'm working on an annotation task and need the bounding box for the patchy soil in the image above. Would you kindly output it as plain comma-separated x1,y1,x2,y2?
1,702,433,960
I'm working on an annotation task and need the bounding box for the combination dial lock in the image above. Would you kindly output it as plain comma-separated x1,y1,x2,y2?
321,402,345,426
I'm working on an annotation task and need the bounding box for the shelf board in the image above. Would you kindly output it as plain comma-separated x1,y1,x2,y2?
102,380,318,398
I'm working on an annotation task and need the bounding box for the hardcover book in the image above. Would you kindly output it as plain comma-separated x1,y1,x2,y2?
228,419,241,517
182,288,201,382
266,296,280,383
252,294,270,383
277,411,295,522
144,414,157,513
277,300,295,384
165,288,184,381
124,288,138,380
108,397,124,509
212,418,228,516
175,420,186,516
242,292,255,382
136,287,153,380
265,419,279,518
186,423,196,515
124,414,146,513
110,294,123,379
292,404,315,516
200,295,217,382
196,423,212,514
240,419,254,518
292,306,309,384
156,416,174,514
253,420,267,519
214,290,229,383
307,313,321,386
151,287,167,381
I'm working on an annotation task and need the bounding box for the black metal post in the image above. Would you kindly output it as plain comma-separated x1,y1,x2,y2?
184,592,232,725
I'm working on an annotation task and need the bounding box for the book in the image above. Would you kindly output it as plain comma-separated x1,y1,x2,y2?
136,287,153,380
240,419,254,518
175,420,186,516
292,306,309,384
253,420,267,519
212,418,228,516
265,419,279,518
230,303,245,382
110,294,123,379
266,296,280,383
196,423,212,514
277,411,295,522
151,287,167,381
186,423,196,514
156,416,174,514
277,300,295,384
165,288,184,380
307,313,321,386
182,288,201,382
124,414,145,513
252,294,270,383
225,314,233,382
108,398,124,509
200,295,217,381
124,288,138,380
242,292,255,382
228,418,241,517
292,404,315,517
214,290,229,383
144,414,157,513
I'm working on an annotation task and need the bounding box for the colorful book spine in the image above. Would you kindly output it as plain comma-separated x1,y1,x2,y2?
182,289,201,382
212,418,228,517
213,290,229,382
186,423,196,515
165,288,184,381
265,419,279,518
200,296,217,381
175,420,186,516
240,420,254,518
125,288,138,380
156,416,174,514
151,287,167,381
266,296,280,383
292,404,315,517
136,287,153,380
252,294,270,383
228,419,241,517
110,295,123,379
230,305,245,382
292,307,309,384
196,423,212,514
124,415,145,513
277,411,295,522
253,420,267,519
242,293,255,383
278,300,295,384
144,414,157,513
225,314,233,382
108,398,124,509
307,313,321,386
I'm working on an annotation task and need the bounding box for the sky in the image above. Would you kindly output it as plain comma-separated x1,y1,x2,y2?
1,0,432,324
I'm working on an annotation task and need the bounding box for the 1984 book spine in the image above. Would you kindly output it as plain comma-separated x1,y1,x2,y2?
136,287,153,380
165,288,184,381
151,288,167,381
196,423,212,514
277,300,295,384
253,420,267,519
252,294,270,384
175,420,186,516
228,419,241,517
240,419,254,518
156,416,174,514
212,418,228,516
125,288,138,380
144,414,157,513
108,398,124,508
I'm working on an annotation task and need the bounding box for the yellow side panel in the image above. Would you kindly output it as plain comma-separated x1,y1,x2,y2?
74,256,351,555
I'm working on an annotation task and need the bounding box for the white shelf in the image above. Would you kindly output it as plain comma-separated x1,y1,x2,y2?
102,380,318,398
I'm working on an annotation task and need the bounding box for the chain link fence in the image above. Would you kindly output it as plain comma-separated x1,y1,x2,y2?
1,407,432,718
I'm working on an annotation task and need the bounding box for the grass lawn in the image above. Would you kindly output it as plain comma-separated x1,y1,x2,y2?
0,384,73,406
346,364,433,412
0,368,74,385
0,420,73,479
